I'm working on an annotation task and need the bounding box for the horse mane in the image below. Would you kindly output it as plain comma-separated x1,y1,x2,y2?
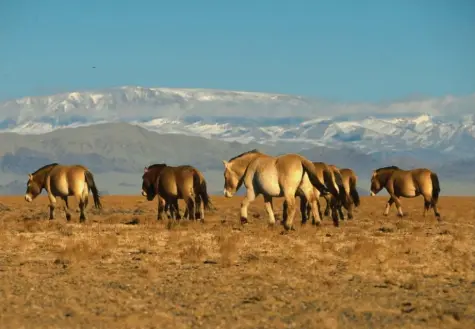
228,149,261,162
32,163,59,175
147,163,167,169
375,165,400,173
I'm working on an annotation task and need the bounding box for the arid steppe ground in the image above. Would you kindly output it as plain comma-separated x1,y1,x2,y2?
0,195,474,329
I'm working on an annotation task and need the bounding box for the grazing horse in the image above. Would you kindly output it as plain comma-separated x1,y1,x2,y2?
24,163,102,222
141,164,212,221
370,166,441,219
222,149,341,230
317,166,360,220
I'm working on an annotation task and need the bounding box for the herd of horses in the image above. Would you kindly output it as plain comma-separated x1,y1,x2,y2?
21,149,442,230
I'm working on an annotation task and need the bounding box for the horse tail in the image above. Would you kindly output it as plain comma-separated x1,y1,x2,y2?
430,172,440,204
84,170,102,209
193,170,213,211
300,158,333,195
349,175,361,207
331,169,348,206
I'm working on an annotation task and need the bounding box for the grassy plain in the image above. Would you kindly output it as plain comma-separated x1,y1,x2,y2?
0,195,474,329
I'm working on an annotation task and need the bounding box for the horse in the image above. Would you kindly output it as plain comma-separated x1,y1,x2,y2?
316,166,360,220
141,164,212,221
370,166,441,219
283,162,347,225
222,149,341,230
24,163,102,222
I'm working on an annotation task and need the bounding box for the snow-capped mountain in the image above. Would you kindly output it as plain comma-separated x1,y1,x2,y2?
1,86,474,159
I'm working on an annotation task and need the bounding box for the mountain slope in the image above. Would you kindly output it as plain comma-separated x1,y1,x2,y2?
0,123,472,196
0,86,474,161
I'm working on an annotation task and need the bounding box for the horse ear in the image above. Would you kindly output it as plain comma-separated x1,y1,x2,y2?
144,167,148,173
371,170,376,178
222,160,228,168
28,173,33,180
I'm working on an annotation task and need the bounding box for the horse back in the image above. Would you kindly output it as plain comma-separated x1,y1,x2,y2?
158,165,195,197
47,165,88,195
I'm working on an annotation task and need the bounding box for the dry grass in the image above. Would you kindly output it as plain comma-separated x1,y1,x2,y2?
0,195,474,329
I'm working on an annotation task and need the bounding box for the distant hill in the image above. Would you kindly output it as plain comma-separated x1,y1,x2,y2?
0,123,473,195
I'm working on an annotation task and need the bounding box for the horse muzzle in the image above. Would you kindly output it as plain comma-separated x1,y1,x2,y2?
370,191,376,197
24,194,33,202
223,189,234,198
141,191,147,197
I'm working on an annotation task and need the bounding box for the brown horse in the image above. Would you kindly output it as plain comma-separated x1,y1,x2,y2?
24,163,102,222
141,164,212,221
370,166,441,219
222,149,341,230
317,166,360,220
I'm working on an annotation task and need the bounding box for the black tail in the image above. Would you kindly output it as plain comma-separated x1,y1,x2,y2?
85,170,102,209
430,172,440,204
301,159,330,194
322,167,341,200
349,177,361,207
193,171,213,211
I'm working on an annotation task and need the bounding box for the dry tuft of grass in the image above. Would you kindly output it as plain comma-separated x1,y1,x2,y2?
0,195,473,329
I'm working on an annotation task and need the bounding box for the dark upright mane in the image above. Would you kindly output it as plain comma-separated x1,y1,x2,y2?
375,165,400,173
147,163,167,169
32,163,59,175
228,149,260,162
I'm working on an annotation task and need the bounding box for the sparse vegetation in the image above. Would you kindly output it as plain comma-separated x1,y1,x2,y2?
0,195,474,328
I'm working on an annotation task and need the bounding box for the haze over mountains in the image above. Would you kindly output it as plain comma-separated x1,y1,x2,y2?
0,86,474,195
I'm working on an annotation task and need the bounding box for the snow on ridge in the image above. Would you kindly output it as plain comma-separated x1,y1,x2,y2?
0,86,474,157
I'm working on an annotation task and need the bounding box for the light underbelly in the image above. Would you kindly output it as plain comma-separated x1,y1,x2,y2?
254,174,282,197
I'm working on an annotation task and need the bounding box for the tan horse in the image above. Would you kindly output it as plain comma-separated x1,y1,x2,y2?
24,163,102,222
370,165,441,219
141,164,212,221
284,162,347,225
222,149,341,230
317,166,360,220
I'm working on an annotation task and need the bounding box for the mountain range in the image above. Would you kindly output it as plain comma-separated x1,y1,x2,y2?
0,86,474,196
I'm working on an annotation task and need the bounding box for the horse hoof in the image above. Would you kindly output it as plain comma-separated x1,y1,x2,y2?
283,224,294,231
240,217,248,225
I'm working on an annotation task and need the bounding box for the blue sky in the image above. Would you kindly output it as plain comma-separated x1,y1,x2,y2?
0,0,474,102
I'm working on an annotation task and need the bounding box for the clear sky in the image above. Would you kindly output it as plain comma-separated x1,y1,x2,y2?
0,0,474,102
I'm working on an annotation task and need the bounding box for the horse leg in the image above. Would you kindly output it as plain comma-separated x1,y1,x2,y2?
184,193,196,221
432,200,441,220
304,190,321,226
240,189,256,225
157,196,166,220
338,202,345,220
383,197,395,216
324,195,331,217
423,193,441,220
300,196,308,225
78,196,87,223
329,197,340,227
282,200,288,226
263,195,276,226
346,196,354,220
316,199,323,222
391,195,404,217
283,194,297,231
174,199,182,220
200,196,205,222
47,193,57,220
61,196,71,222
195,196,202,220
